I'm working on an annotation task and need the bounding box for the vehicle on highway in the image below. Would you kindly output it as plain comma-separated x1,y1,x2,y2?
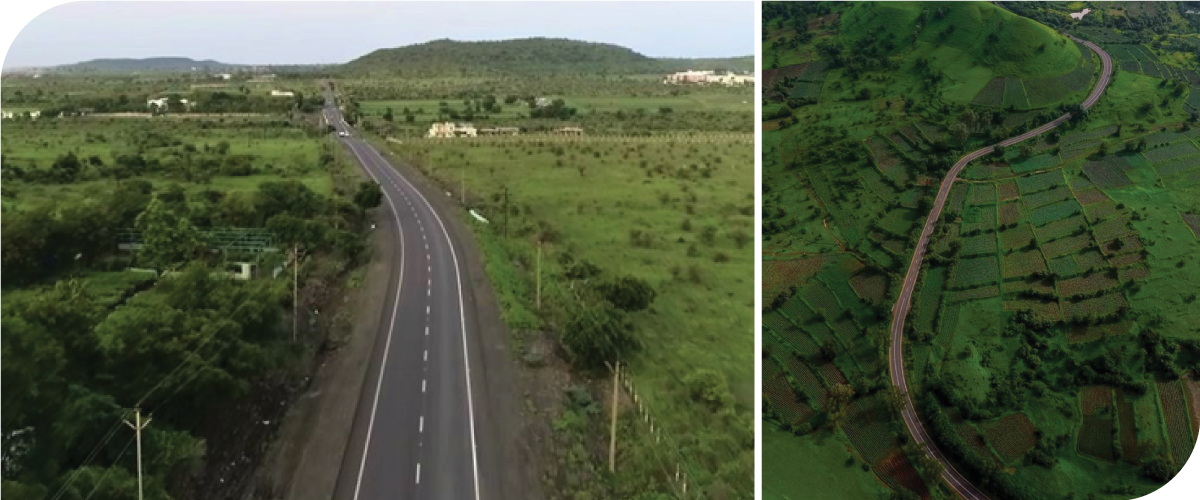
338,131,349,137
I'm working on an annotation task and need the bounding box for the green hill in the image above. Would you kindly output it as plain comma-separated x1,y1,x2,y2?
825,1,1086,107
50,57,244,73
341,37,752,76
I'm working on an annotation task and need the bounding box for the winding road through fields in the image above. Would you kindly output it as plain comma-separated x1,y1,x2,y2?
886,36,1112,500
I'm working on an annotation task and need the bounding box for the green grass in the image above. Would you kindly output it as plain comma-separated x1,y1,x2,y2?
385,135,754,492
763,427,891,500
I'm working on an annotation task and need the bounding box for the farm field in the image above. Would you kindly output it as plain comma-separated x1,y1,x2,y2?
763,2,1200,500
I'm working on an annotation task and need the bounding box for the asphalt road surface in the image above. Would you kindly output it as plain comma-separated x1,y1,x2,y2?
886,37,1112,500
321,101,482,500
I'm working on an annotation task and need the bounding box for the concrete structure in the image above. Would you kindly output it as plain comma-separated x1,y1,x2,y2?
427,122,478,138
270,90,296,97
478,127,520,136
534,97,552,108
663,70,713,84
554,127,584,136
708,73,755,86
147,97,190,110
214,73,232,80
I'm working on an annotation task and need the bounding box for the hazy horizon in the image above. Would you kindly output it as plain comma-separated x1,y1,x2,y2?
2,1,754,69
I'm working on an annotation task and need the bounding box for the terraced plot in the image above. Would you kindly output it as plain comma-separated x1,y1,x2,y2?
979,413,1038,464
952,256,1000,288
1082,156,1133,189
1078,386,1117,462
1003,250,1048,279
1027,199,1083,226
1143,141,1200,163
1017,170,1065,194
1063,293,1128,320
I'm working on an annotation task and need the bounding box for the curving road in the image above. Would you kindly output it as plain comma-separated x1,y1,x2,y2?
320,98,483,500
886,36,1112,500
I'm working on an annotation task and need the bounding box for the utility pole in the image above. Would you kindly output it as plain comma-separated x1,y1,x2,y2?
535,242,542,310
609,360,620,473
292,244,299,342
124,408,151,500
502,187,509,239
461,164,466,206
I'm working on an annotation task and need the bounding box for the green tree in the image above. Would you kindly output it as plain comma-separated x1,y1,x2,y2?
353,181,383,210
135,197,206,269
684,368,733,411
597,276,656,312
562,302,635,370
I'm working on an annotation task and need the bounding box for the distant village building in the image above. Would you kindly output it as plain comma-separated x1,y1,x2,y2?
147,97,190,112
534,97,552,108
270,90,295,97
214,73,232,80
428,122,478,138
663,70,753,86
554,126,584,136
478,127,520,136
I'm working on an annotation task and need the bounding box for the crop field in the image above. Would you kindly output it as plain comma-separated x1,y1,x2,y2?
1153,153,1200,178
763,255,827,297
764,359,813,425
887,132,916,156
1075,188,1110,206
1048,255,1084,277
1075,249,1108,272
1003,77,1030,109
1058,273,1119,298
948,184,968,214
1000,224,1035,250
952,256,1000,289
961,205,998,234
998,181,1019,201
1023,76,1072,109
864,136,902,172
1034,215,1086,242
1116,390,1139,464
1183,213,1200,240
1061,139,1105,159
1080,156,1133,189
1143,141,1200,163
1011,153,1059,174
1067,320,1133,344
849,271,889,304
947,285,1000,303
962,232,998,256
1022,184,1073,209
1118,264,1150,281
876,208,918,237
876,451,929,499
842,395,898,466
1109,251,1144,268
913,266,947,336
1159,379,1195,471
1003,250,1048,279
1079,386,1117,462
970,183,998,205
1084,200,1122,223
1041,233,1093,258
1027,199,1083,226
972,78,1006,107
1062,292,1128,320
1099,235,1143,256
788,82,824,100
1017,170,1066,194
998,203,1021,226
765,310,822,359
979,413,1038,464
1093,217,1136,241
1004,299,1061,322
776,349,830,412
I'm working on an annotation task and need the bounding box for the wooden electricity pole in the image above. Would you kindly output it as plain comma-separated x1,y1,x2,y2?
124,408,151,500
535,242,542,310
292,244,299,342
609,360,620,473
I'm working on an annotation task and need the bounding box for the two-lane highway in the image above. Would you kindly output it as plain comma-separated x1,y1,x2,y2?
887,37,1112,499
321,101,481,500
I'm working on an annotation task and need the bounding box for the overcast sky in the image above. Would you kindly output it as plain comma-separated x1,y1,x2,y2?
3,1,753,68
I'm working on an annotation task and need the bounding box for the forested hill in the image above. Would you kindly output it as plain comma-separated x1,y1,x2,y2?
340,37,752,76
50,57,243,73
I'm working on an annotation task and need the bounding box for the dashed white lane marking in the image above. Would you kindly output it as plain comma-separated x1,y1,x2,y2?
422,379,427,393
426,305,430,314
428,288,432,297
424,350,428,362
415,463,421,484
425,326,429,336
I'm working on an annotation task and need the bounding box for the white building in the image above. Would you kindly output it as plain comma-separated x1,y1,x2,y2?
663,70,714,84
214,73,232,80
147,97,190,111
270,90,295,97
427,122,477,138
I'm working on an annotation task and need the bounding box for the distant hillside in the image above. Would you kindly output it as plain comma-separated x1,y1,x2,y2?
341,38,752,76
49,57,244,73
840,1,1081,79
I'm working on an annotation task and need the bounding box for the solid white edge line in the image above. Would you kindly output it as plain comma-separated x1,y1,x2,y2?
365,144,484,500
416,463,421,485
344,138,407,500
